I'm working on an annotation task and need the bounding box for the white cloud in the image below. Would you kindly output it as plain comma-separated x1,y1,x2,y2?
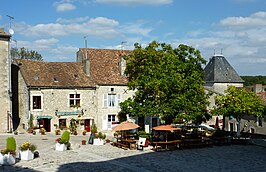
54,2,76,12
121,21,153,37
56,16,90,24
16,17,121,38
95,0,173,6
171,11,266,75
34,38,59,45
220,11,266,27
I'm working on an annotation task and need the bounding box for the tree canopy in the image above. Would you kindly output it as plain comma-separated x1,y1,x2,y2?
212,86,265,119
212,86,265,137
120,41,210,124
241,75,266,86
11,47,43,61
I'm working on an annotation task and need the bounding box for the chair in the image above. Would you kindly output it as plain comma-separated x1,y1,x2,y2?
137,137,147,150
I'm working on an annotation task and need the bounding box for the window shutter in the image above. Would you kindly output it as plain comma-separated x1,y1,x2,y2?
103,94,107,107
117,94,121,107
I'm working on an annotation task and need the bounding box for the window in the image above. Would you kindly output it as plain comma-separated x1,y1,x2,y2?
103,94,121,107
250,128,255,134
257,118,263,127
229,122,234,132
59,119,66,128
33,96,42,110
107,114,116,129
108,114,116,123
69,93,80,107
108,94,115,107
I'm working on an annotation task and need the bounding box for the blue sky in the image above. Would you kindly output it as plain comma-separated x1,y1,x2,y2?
1,0,266,76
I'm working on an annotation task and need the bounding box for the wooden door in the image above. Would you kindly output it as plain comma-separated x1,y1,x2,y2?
84,119,90,132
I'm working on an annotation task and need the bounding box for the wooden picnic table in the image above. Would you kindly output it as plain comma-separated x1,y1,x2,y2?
151,140,182,151
113,137,137,150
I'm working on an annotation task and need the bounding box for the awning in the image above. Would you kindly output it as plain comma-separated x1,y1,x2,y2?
56,111,82,116
37,115,53,119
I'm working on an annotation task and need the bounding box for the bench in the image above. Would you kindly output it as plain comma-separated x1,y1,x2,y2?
112,142,129,150
151,140,182,151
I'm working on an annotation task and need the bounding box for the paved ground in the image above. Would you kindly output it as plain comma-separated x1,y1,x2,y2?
0,133,266,172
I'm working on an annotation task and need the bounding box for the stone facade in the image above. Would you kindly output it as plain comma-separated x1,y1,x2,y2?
204,54,244,127
0,29,11,132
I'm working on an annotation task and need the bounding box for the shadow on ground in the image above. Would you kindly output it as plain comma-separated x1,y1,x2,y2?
57,145,266,172
1,145,266,172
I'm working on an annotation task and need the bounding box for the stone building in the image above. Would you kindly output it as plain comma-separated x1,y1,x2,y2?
237,84,266,135
76,48,136,134
203,54,244,128
13,59,96,133
0,28,12,133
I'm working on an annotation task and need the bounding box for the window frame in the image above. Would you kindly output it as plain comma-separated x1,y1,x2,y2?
31,94,43,111
257,118,263,127
69,93,81,107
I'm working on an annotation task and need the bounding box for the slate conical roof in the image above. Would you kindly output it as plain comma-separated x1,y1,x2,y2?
204,55,244,83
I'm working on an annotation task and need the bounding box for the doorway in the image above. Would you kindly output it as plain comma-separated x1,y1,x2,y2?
38,118,51,132
84,119,91,132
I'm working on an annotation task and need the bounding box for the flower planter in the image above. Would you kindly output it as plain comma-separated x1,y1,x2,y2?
55,143,67,151
82,140,86,145
0,153,16,165
19,150,34,161
93,139,104,145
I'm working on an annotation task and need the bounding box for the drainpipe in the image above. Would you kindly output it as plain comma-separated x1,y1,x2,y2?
8,35,12,132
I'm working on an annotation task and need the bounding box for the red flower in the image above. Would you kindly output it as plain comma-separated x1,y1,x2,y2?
55,138,61,143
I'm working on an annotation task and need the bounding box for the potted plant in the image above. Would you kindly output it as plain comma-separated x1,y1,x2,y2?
81,140,86,145
55,130,70,151
54,124,61,135
39,128,46,135
93,132,106,145
19,141,37,161
82,130,87,135
0,137,16,165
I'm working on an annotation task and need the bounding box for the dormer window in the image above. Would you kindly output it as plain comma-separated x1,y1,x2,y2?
74,74,79,79
54,76,58,82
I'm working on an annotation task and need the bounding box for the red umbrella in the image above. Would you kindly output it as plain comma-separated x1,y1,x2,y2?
112,121,140,131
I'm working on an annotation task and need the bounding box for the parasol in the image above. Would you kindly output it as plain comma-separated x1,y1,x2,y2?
153,125,181,143
112,121,140,131
153,125,181,131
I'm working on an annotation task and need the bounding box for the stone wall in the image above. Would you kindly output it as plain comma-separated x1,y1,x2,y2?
0,33,11,132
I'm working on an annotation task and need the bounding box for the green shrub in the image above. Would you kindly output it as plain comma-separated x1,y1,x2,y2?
97,132,106,140
91,124,97,133
60,130,70,144
6,137,16,152
19,141,37,152
137,131,150,138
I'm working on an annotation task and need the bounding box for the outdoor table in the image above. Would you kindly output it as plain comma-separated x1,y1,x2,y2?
121,139,137,150
151,140,182,151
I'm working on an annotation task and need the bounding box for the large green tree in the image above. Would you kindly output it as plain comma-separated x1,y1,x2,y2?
212,86,265,137
120,41,210,124
11,47,43,61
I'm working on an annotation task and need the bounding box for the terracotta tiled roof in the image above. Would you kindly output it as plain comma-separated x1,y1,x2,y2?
79,48,131,85
15,59,96,88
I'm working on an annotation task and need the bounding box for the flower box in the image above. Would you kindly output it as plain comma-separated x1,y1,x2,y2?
0,153,16,165
55,143,67,151
93,139,104,145
19,150,34,161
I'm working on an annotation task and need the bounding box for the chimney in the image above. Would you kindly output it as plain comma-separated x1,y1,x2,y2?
76,49,90,76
